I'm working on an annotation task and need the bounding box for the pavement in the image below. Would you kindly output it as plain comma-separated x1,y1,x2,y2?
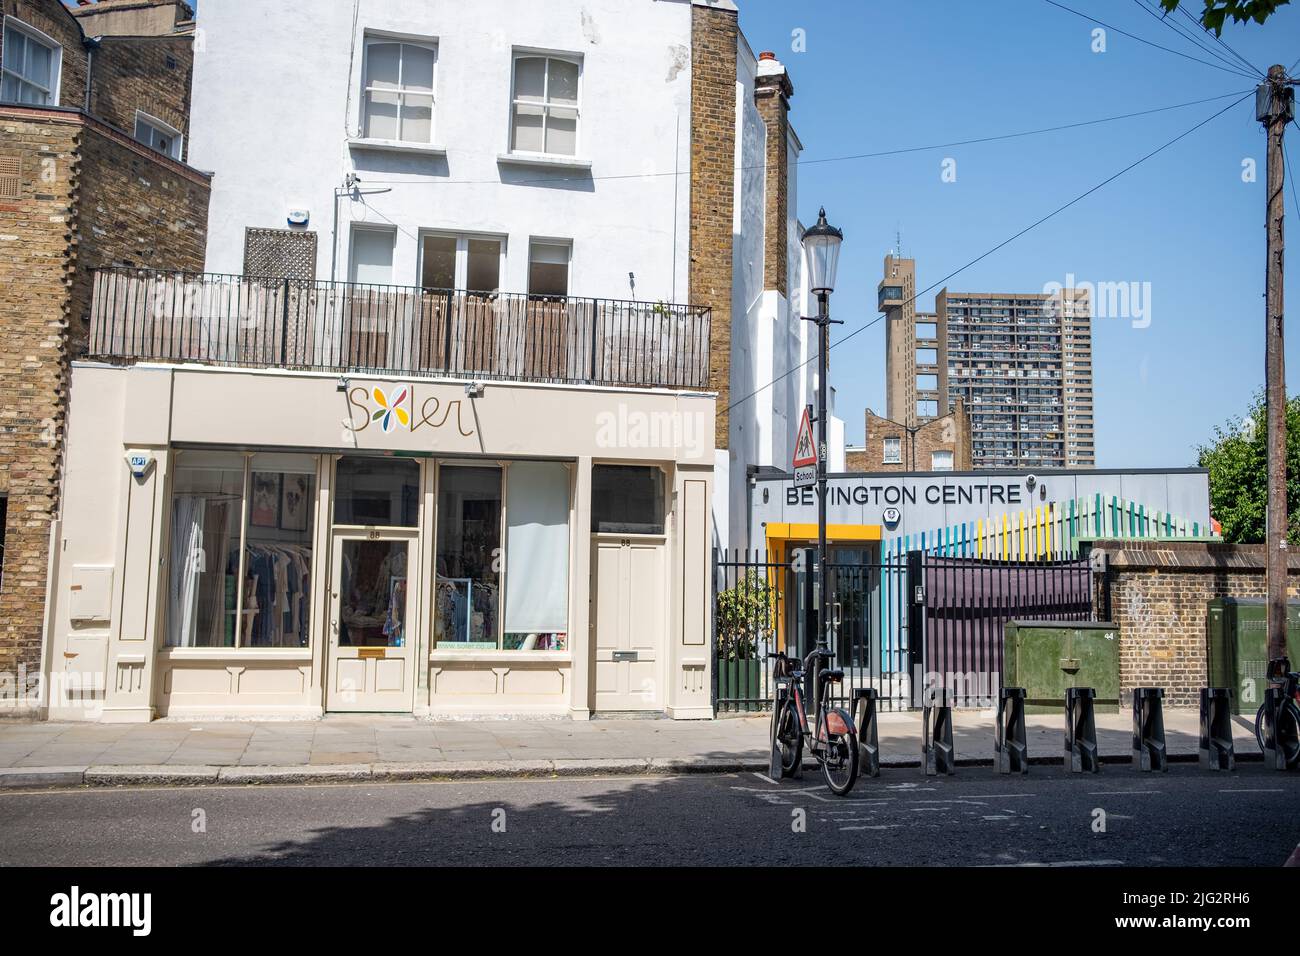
0,707,1266,789
1,766,1296,866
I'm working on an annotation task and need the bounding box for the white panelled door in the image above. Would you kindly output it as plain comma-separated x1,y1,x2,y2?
591,536,665,712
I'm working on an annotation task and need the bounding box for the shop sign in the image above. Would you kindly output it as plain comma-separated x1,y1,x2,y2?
345,384,475,438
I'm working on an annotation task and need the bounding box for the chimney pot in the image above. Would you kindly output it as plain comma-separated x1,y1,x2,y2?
759,51,777,61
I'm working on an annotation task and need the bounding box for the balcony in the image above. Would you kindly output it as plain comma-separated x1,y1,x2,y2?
87,269,714,391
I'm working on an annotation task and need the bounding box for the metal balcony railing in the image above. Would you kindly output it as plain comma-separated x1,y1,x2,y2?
87,269,714,391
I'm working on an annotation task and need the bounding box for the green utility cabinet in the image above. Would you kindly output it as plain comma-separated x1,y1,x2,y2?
1205,598,1300,715
1004,620,1121,714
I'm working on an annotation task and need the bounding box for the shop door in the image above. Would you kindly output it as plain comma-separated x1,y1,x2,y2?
326,532,418,712
591,536,665,711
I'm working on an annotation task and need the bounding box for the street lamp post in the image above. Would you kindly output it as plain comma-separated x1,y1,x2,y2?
802,208,844,674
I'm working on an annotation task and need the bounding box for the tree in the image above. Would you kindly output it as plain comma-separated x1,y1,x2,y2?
1160,0,1291,35
715,571,776,660
1197,392,1300,543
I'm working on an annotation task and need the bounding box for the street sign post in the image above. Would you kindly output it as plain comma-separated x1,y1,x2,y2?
793,405,818,489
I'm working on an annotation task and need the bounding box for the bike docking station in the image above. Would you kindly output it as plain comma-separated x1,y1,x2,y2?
995,686,1029,775
1199,687,1235,772
1131,687,1168,772
853,687,881,778
1260,686,1300,771
768,681,802,781
922,687,955,776
1065,686,1101,773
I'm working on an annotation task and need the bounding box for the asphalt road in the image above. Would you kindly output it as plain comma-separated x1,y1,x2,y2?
1,763,1296,866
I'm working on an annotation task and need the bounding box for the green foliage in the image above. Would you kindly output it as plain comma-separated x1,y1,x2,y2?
1196,391,1300,543
1159,0,1291,35
715,571,776,659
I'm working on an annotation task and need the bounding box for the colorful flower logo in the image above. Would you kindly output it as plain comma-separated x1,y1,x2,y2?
371,386,410,433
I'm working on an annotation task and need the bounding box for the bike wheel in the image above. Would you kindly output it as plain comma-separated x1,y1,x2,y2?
777,701,803,776
1255,699,1300,766
822,730,859,796
1280,700,1300,767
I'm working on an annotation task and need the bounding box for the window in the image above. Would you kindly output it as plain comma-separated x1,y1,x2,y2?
882,438,902,465
1,19,60,106
334,456,419,528
592,466,664,534
528,240,570,297
931,450,954,472
420,233,503,293
134,112,182,160
434,462,571,652
511,53,580,156
363,37,436,143
916,348,938,365
166,451,318,649
916,374,938,391
349,228,394,285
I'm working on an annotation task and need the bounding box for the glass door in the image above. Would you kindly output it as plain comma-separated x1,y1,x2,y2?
326,531,417,712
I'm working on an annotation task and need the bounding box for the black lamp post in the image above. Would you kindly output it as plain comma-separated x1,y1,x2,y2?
801,208,844,663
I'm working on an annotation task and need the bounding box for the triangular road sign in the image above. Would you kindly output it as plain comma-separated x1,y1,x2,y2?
793,406,817,469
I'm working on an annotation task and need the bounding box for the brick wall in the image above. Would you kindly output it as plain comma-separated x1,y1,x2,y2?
689,2,737,450
0,107,209,704
0,0,89,110
753,62,790,298
1091,539,1300,707
0,112,78,690
848,399,971,472
90,35,194,159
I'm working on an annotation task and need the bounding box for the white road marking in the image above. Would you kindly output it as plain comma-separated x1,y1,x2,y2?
1219,788,1285,793
1087,790,1160,795
840,824,902,831
1010,860,1124,867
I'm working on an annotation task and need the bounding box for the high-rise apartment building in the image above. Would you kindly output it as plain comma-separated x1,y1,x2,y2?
878,256,1096,469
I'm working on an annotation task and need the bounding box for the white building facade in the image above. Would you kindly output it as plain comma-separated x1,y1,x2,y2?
40,0,838,721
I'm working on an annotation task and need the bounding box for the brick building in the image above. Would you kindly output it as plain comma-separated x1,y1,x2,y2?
845,398,972,473
0,0,209,714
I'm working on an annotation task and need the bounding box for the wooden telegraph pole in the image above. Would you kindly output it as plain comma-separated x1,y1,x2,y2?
1259,65,1295,663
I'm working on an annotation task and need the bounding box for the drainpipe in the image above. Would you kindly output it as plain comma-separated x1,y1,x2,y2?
83,36,102,114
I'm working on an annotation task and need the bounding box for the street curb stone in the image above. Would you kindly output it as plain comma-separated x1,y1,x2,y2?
0,766,87,788
0,749,1266,790
85,765,220,786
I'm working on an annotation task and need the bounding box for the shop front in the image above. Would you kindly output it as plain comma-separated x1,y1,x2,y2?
44,363,715,722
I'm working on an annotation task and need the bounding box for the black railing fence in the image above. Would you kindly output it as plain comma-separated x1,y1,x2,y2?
87,268,713,390
713,547,1094,714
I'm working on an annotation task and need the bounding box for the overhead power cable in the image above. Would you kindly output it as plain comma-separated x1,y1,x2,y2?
1128,0,1258,75
1173,1,1267,77
1040,0,1260,79
353,89,1252,191
723,91,1253,415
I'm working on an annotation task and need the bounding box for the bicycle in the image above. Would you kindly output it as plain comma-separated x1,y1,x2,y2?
1255,656,1300,768
768,648,859,795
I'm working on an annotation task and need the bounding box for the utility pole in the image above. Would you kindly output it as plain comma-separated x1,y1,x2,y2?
1258,65,1296,663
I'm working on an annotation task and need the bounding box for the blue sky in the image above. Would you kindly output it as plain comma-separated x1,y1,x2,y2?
735,0,1300,467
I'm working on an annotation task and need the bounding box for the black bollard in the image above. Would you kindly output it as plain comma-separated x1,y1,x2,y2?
1199,687,1235,772
923,687,955,776
1132,687,1168,772
996,686,1029,775
853,687,880,778
1065,686,1100,773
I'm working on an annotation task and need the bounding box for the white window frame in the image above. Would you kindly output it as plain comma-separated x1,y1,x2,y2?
931,450,954,472
417,231,507,293
133,110,183,160
348,225,397,286
509,50,582,158
360,34,438,145
882,437,902,465
1,16,62,107
527,237,572,299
